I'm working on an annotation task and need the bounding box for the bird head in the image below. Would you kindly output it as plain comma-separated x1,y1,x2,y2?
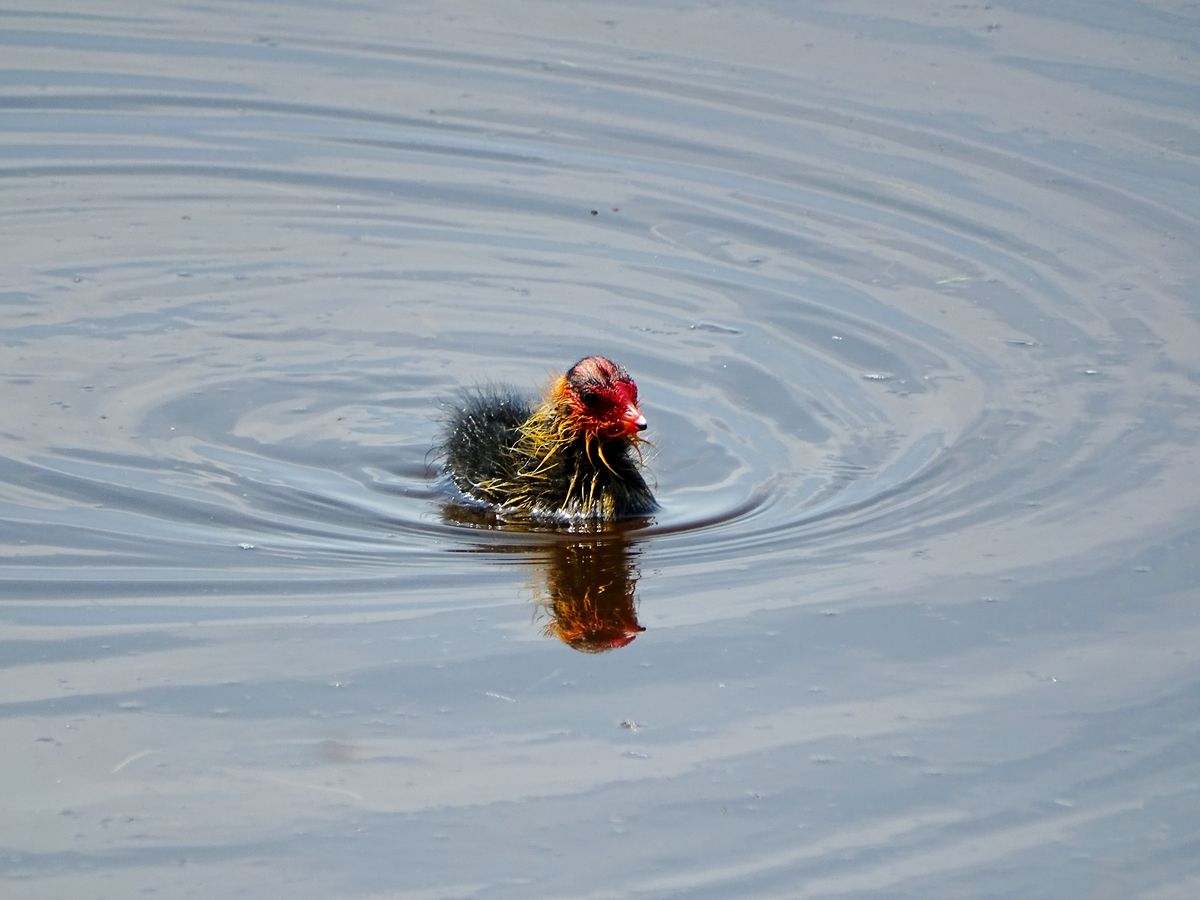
557,356,648,441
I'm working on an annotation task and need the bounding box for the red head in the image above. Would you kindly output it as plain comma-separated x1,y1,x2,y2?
559,356,647,440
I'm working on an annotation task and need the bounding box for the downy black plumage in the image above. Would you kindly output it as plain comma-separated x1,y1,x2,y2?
441,356,657,521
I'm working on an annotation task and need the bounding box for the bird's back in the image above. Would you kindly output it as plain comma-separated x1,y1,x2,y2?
442,389,531,498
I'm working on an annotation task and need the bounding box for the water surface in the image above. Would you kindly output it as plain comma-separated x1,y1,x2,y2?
3,1,1199,897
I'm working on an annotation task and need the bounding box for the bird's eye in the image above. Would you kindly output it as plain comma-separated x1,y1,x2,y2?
579,389,601,408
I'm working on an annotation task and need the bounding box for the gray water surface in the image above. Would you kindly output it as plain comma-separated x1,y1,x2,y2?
3,1,1199,898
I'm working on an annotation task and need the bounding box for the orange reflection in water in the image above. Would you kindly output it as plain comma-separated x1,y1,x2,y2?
443,504,649,653
536,538,645,652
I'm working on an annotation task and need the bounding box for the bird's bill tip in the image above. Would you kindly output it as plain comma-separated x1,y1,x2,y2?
623,404,648,434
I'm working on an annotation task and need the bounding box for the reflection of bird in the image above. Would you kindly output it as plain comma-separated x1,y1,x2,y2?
540,539,644,652
442,356,657,521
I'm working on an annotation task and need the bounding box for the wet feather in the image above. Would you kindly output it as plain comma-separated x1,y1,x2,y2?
440,359,657,521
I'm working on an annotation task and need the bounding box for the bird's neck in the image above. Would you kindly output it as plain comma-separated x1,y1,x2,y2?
519,397,585,461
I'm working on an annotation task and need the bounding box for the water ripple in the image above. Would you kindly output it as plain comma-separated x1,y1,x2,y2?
2,3,1198,895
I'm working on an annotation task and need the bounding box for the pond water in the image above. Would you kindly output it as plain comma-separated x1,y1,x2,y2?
3,1,1199,897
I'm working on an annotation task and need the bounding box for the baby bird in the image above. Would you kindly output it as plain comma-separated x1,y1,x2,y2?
442,356,657,521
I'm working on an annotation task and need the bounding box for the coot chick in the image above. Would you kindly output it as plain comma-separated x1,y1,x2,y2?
442,356,657,521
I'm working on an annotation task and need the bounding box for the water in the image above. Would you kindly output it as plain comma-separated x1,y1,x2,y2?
3,1,1199,897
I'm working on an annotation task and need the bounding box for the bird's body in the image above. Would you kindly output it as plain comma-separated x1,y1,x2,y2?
441,357,657,521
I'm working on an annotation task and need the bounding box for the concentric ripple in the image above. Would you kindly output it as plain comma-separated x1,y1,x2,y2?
4,5,1194,603
2,2,1199,897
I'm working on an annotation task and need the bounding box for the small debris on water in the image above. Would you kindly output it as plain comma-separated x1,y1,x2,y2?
689,321,742,335
619,719,641,732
